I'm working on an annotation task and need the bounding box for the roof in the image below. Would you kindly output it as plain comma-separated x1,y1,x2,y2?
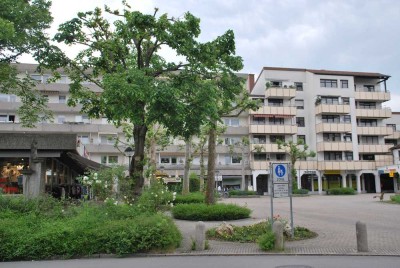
262,67,390,79
62,152,103,174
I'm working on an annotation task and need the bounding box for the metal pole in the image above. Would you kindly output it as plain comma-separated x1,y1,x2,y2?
289,165,294,238
270,163,274,224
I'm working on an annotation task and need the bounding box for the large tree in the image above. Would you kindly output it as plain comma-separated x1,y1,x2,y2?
42,3,243,196
0,0,53,127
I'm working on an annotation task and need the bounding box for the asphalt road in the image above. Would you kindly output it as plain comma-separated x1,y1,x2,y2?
2,255,400,268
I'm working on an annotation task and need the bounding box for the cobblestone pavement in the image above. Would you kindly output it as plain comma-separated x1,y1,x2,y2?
172,194,400,255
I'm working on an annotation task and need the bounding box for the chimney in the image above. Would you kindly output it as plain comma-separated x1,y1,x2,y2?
248,74,255,92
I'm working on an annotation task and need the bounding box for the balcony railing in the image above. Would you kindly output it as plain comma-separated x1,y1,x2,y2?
315,122,352,133
316,141,353,151
249,124,298,134
250,106,296,116
265,87,296,99
357,126,393,136
355,107,391,118
355,91,390,101
315,104,350,115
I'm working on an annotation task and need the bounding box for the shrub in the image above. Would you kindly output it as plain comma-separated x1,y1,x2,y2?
174,192,205,204
292,188,309,195
189,173,200,192
228,190,257,197
327,187,356,195
0,198,182,261
172,203,251,221
390,194,400,203
258,231,275,251
207,221,270,242
136,179,174,212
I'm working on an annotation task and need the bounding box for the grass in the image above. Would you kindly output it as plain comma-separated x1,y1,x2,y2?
390,194,400,204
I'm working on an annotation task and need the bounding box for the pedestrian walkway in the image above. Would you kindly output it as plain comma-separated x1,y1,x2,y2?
170,194,400,256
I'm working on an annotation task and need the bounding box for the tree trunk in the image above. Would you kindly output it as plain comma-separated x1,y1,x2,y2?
199,145,205,192
132,124,147,197
182,137,192,195
205,126,216,205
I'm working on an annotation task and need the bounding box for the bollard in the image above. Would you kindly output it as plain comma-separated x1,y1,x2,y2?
195,221,206,251
356,221,368,252
272,221,284,251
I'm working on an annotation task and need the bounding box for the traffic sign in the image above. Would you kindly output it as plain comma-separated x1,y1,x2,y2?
273,183,289,198
272,163,289,183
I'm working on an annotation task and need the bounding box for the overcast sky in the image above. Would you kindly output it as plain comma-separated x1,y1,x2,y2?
21,0,400,110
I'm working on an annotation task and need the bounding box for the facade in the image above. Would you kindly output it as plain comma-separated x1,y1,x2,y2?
249,67,399,194
1,64,399,195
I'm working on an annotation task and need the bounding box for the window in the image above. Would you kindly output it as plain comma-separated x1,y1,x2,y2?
78,135,89,144
101,156,118,165
295,82,303,91
297,135,306,143
270,135,285,143
345,152,353,160
343,115,351,123
268,99,283,107
342,97,350,105
320,79,338,88
340,80,349,88
0,94,16,102
82,115,90,124
322,115,340,123
252,116,265,125
253,135,266,144
358,119,377,127
271,81,282,87
321,96,339,104
59,95,66,103
324,152,342,160
323,133,341,142
276,154,286,160
362,154,375,161
269,117,284,125
359,136,378,145
387,124,396,131
357,102,376,109
296,117,305,127
224,155,241,165
0,114,15,123
223,118,240,127
57,115,65,124
254,153,267,161
100,135,117,144
363,85,375,92
30,74,42,82
295,99,304,109
224,137,241,145
343,134,352,142
385,139,397,145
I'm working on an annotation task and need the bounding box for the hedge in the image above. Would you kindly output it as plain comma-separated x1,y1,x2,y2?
327,187,356,195
172,203,251,221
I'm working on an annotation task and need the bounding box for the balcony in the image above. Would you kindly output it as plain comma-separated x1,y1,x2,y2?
250,143,285,153
357,126,394,136
0,122,121,133
251,160,318,171
315,104,350,115
265,87,296,99
358,144,392,154
316,141,353,151
84,144,121,153
315,123,352,133
224,126,249,135
386,131,400,139
355,108,391,118
0,102,19,111
318,161,376,170
355,91,391,101
250,106,296,117
250,124,298,134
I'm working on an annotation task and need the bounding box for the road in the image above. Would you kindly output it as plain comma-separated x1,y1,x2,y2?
2,255,400,268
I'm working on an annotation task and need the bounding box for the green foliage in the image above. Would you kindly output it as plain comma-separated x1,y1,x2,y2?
0,196,181,261
136,179,174,212
207,221,270,242
172,203,251,221
327,187,356,195
390,195,400,203
0,0,53,127
228,190,257,197
292,188,309,195
189,173,200,192
290,226,317,241
258,231,275,251
174,192,205,204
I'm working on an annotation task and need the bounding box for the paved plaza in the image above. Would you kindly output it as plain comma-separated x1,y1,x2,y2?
173,193,400,255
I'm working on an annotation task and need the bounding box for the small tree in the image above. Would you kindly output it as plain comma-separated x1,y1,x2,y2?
277,139,316,191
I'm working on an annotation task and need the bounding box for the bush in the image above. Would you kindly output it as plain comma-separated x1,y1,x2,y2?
327,187,356,195
390,194,400,203
174,192,205,204
228,190,257,197
172,203,251,221
207,221,270,242
0,197,181,261
136,179,174,212
258,231,275,251
189,173,200,192
293,188,309,195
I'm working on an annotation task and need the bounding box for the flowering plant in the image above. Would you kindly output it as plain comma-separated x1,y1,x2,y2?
272,214,292,237
137,178,175,212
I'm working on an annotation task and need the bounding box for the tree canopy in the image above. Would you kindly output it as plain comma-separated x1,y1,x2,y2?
0,0,53,127
41,2,245,196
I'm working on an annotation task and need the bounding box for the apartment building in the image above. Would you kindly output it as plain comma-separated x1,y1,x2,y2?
249,67,399,194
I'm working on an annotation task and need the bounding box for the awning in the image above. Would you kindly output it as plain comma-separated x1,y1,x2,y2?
61,152,103,174
253,114,293,118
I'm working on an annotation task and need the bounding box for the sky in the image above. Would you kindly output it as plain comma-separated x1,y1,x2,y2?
20,0,400,110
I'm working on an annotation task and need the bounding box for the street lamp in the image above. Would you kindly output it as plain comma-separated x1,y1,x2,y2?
124,147,134,173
